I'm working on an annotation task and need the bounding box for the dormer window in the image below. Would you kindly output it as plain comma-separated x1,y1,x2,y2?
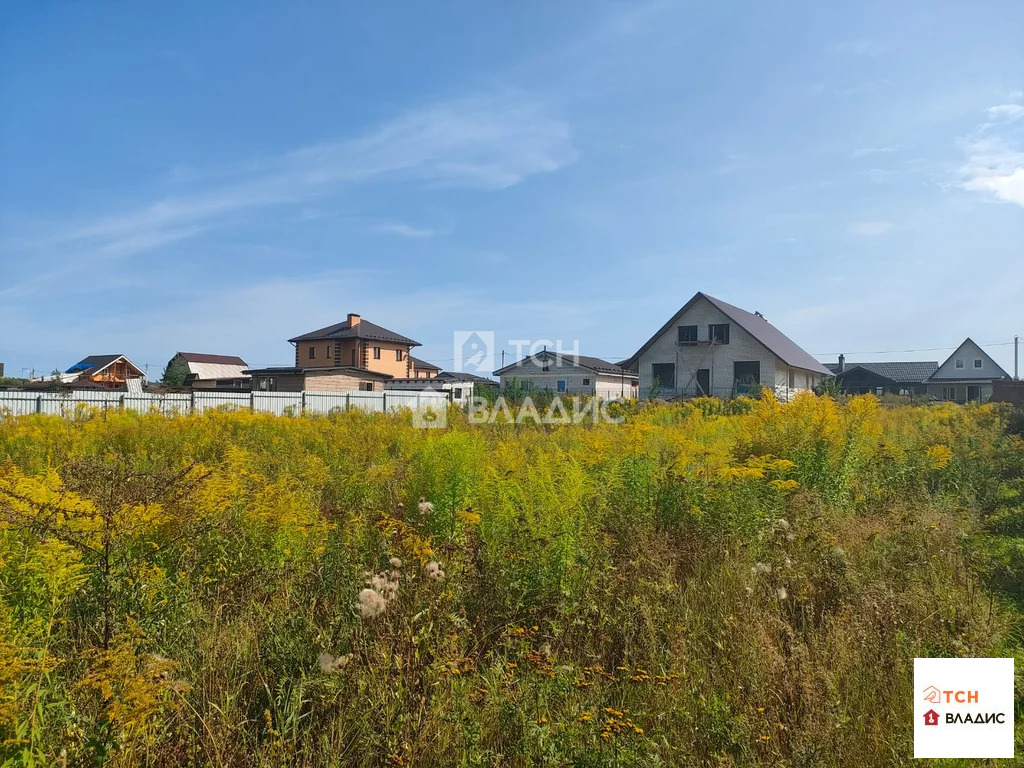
677,325,698,344
955,358,964,369
973,359,983,369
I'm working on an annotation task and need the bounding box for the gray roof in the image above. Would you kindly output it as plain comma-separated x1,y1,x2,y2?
626,292,831,375
288,318,420,346
824,361,938,383
494,350,637,377
178,352,248,366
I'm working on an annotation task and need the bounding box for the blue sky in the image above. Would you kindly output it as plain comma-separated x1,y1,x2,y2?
2,0,1022,378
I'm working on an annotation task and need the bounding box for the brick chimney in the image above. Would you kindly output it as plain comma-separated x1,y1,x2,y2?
347,313,361,327
838,353,845,373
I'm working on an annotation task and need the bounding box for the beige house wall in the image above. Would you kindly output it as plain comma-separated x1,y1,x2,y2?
305,371,383,392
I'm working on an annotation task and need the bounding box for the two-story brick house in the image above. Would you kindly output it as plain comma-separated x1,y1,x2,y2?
246,313,422,392
624,292,830,400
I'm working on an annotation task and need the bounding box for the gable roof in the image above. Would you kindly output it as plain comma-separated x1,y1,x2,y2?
288,318,420,346
928,338,1011,381
493,350,638,377
65,354,144,378
178,352,247,366
409,355,441,371
824,361,938,383
626,292,831,375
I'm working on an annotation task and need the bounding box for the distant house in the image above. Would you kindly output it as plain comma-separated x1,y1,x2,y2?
287,313,420,378
624,292,830,400
248,313,422,393
166,352,249,389
825,356,937,396
386,369,497,405
494,350,639,400
409,356,441,379
64,355,145,388
924,338,1010,403
244,366,392,393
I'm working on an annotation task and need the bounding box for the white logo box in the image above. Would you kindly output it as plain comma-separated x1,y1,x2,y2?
914,657,1014,759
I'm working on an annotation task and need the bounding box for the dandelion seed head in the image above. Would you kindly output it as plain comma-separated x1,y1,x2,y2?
776,587,788,600
753,562,772,575
418,498,435,514
745,586,754,596
776,518,790,531
357,588,387,619
389,556,402,568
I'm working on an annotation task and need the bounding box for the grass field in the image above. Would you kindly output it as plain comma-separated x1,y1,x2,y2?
1,395,1022,766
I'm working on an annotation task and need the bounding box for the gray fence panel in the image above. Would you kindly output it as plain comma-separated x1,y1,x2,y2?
0,388,452,419
192,391,252,412
251,392,303,416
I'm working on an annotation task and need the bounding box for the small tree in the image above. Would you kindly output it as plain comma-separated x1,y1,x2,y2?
161,355,189,388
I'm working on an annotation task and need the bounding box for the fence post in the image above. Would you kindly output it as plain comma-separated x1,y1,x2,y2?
301,390,306,414
250,391,255,411
190,390,196,414
345,393,350,411
36,395,42,414
382,391,387,413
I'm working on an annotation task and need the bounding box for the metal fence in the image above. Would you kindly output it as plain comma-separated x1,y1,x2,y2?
0,389,451,418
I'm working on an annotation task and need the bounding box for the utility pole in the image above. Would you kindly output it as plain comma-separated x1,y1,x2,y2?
1015,335,1019,380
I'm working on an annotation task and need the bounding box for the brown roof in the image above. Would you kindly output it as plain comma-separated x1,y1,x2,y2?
288,318,420,346
244,366,393,379
178,352,248,366
409,355,441,371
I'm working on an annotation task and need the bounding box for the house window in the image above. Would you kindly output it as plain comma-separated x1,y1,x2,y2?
733,361,760,387
453,387,463,399
373,347,381,359
583,378,591,385
651,363,675,388
973,359,983,369
308,346,316,360
557,380,567,392
359,382,374,391
709,323,730,344
942,386,955,401
955,358,964,369
396,350,403,361
542,365,549,372
677,325,698,344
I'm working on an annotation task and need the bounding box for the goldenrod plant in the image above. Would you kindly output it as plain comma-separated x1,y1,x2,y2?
0,396,1020,766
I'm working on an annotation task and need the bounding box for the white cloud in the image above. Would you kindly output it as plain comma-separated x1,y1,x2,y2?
960,103,1024,209
373,222,442,239
14,93,576,267
986,104,1024,121
849,220,894,237
851,145,901,158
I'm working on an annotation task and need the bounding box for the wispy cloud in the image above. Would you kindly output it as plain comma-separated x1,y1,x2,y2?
986,104,1024,121
960,100,1024,208
849,220,894,237
373,222,443,239
13,93,576,267
851,145,902,158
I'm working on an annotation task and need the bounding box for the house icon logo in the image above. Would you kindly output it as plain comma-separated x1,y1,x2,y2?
922,685,941,704
453,331,494,374
923,709,940,726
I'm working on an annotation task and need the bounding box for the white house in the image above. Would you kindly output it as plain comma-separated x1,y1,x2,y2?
168,352,250,389
493,350,639,400
385,371,497,406
925,338,1010,403
625,292,830,400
